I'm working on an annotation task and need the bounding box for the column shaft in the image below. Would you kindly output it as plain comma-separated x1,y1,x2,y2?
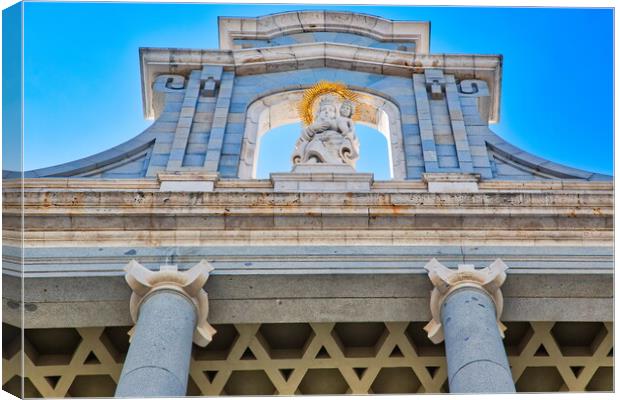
115,291,196,397
441,288,515,393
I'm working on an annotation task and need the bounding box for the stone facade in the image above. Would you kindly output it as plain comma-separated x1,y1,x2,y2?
2,10,613,397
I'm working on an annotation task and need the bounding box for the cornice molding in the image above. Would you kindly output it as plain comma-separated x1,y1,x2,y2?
217,11,430,51
139,43,502,121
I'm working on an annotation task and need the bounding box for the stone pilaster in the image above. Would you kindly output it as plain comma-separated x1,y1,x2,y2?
423,258,515,393
166,70,203,171
203,70,235,172
412,73,439,172
115,260,216,397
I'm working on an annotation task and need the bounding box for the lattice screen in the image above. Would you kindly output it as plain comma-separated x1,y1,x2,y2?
2,321,613,397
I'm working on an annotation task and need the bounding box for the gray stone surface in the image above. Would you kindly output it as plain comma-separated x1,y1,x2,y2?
115,290,196,397
441,288,515,393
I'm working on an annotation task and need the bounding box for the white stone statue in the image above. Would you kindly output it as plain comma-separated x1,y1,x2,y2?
291,96,360,169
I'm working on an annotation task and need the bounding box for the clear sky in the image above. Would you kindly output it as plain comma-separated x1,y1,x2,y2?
17,3,613,177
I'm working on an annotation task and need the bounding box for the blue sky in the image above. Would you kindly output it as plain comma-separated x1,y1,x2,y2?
13,3,614,177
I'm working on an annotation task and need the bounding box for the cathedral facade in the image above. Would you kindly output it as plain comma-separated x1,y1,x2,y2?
2,10,613,396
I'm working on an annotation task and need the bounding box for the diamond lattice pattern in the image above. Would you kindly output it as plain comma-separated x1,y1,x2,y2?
2,321,613,396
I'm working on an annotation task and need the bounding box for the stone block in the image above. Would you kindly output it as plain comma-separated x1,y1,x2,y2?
419,120,434,138
221,142,242,155
434,134,455,145
463,114,486,126
177,117,192,129
153,141,172,153
227,102,246,113
223,133,243,145
406,166,425,178
436,144,457,156
163,102,183,113
148,154,169,167
402,114,418,124
201,79,217,97
157,111,181,123
225,123,244,135
456,151,472,164
423,172,480,193
187,133,209,144
404,153,424,167
185,142,207,153
191,120,211,134
218,165,238,177
438,156,459,168
203,160,219,171
150,121,179,133
432,123,452,136
403,134,421,146
219,155,239,167
271,172,373,192
423,150,438,162
196,102,216,113
431,113,450,125
205,148,222,160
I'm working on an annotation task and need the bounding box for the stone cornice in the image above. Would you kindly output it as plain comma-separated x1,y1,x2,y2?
217,11,430,51
4,189,613,214
2,182,613,247
3,177,613,192
139,43,502,121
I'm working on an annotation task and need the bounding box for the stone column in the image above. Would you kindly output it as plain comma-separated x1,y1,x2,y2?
423,258,515,393
115,260,216,397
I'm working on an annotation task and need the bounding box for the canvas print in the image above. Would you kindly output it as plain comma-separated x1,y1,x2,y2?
1,2,613,397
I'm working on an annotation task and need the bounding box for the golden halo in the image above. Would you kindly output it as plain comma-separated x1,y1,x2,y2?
298,81,361,126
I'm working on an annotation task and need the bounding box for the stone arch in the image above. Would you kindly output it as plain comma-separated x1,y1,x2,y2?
238,89,406,179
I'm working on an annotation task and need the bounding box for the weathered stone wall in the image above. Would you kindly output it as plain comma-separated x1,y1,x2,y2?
1,179,613,329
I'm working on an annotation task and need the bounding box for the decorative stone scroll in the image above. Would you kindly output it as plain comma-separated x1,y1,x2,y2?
423,258,508,344
125,259,217,347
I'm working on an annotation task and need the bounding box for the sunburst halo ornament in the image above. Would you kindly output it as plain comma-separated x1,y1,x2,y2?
298,81,361,126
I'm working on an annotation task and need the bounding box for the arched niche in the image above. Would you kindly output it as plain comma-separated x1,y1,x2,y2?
238,90,406,179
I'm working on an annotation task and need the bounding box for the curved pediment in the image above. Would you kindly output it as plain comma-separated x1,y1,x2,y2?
218,11,429,52
13,11,608,182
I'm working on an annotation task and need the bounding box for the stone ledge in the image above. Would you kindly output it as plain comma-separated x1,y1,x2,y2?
271,171,374,192
423,172,481,193
4,178,612,193
157,172,219,192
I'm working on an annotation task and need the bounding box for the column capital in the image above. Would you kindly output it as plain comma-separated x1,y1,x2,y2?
423,258,508,344
125,259,217,347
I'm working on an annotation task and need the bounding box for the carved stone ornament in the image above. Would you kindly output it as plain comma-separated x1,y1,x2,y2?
423,258,508,344
292,82,361,169
125,259,217,347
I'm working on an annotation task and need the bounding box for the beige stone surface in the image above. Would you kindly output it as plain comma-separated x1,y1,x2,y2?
125,260,216,346
3,320,612,395
423,258,508,344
